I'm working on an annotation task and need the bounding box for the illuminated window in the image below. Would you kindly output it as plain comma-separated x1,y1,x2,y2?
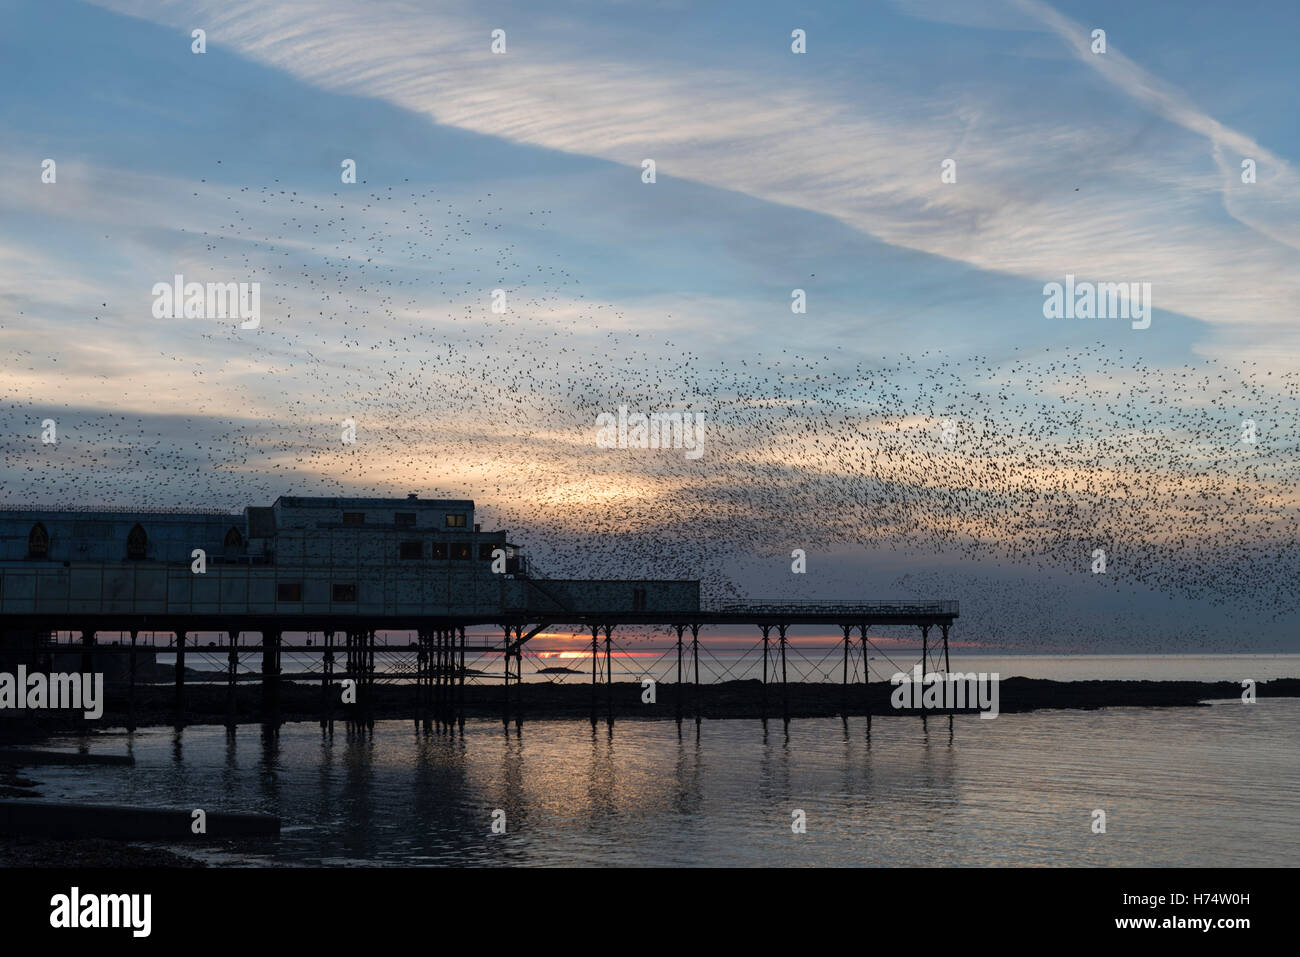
451,542,471,560
445,513,467,528
432,542,448,560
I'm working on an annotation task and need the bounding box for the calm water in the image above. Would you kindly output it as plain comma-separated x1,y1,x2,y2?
23,697,1300,867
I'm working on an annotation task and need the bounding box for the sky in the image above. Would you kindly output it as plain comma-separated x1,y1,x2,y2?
1,0,1298,652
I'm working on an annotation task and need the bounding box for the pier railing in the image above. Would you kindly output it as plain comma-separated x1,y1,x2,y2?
709,600,959,616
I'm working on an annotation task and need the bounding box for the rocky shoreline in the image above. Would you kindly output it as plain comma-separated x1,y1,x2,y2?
1,675,1294,731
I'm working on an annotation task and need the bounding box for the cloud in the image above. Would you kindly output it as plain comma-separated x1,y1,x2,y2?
84,0,1300,361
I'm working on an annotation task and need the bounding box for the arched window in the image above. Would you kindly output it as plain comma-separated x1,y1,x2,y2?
224,526,244,549
126,523,147,560
27,523,49,559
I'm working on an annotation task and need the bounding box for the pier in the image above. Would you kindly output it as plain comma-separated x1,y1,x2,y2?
0,495,957,730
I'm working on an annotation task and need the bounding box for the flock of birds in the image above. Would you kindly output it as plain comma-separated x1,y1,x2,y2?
3,172,1297,651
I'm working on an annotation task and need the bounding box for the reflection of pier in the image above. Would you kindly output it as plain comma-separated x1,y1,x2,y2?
0,494,956,729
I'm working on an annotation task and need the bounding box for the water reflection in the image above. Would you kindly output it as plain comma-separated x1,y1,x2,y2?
24,702,1300,866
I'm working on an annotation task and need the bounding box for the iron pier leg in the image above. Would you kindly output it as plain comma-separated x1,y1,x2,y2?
862,625,872,733
127,629,138,732
440,627,449,729
603,624,613,718
941,623,951,675
173,625,186,719
590,625,600,726
457,625,466,731
674,624,685,722
227,628,239,728
860,624,871,728
841,624,852,716
435,627,444,730
414,628,424,729
513,625,523,730
690,624,700,720
778,624,789,722
262,629,281,724
322,629,334,730
80,624,95,679
366,629,376,727
921,624,930,677
503,626,514,728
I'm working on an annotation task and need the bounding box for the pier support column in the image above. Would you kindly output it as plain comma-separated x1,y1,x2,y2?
590,624,600,724
226,627,239,727
322,629,334,729
941,624,951,675
861,624,872,732
80,624,95,678
365,629,376,725
860,623,871,683
425,627,435,729
513,625,524,729
447,627,456,728
261,629,281,722
674,624,685,721
173,625,187,717
433,627,443,729
841,624,853,715
503,625,515,728
127,629,138,732
920,624,930,676
603,624,613,716
760,625,771,686
690,624,701,719
778,624,789,721
344,630,360,724
457,625,466,730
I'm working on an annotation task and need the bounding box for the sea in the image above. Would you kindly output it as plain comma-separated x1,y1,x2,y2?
18,654,1300,867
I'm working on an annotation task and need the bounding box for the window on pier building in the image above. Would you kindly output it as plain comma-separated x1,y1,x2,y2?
126,523,147,560
445,513,467,528
332,583,357,602
277,583,302,602
224,526,244,549
342,512,365,525
432,541,448,560
451,541,471,560
395,512,417,527
632,586,647,611
27,522,49,558
400,541,423,560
